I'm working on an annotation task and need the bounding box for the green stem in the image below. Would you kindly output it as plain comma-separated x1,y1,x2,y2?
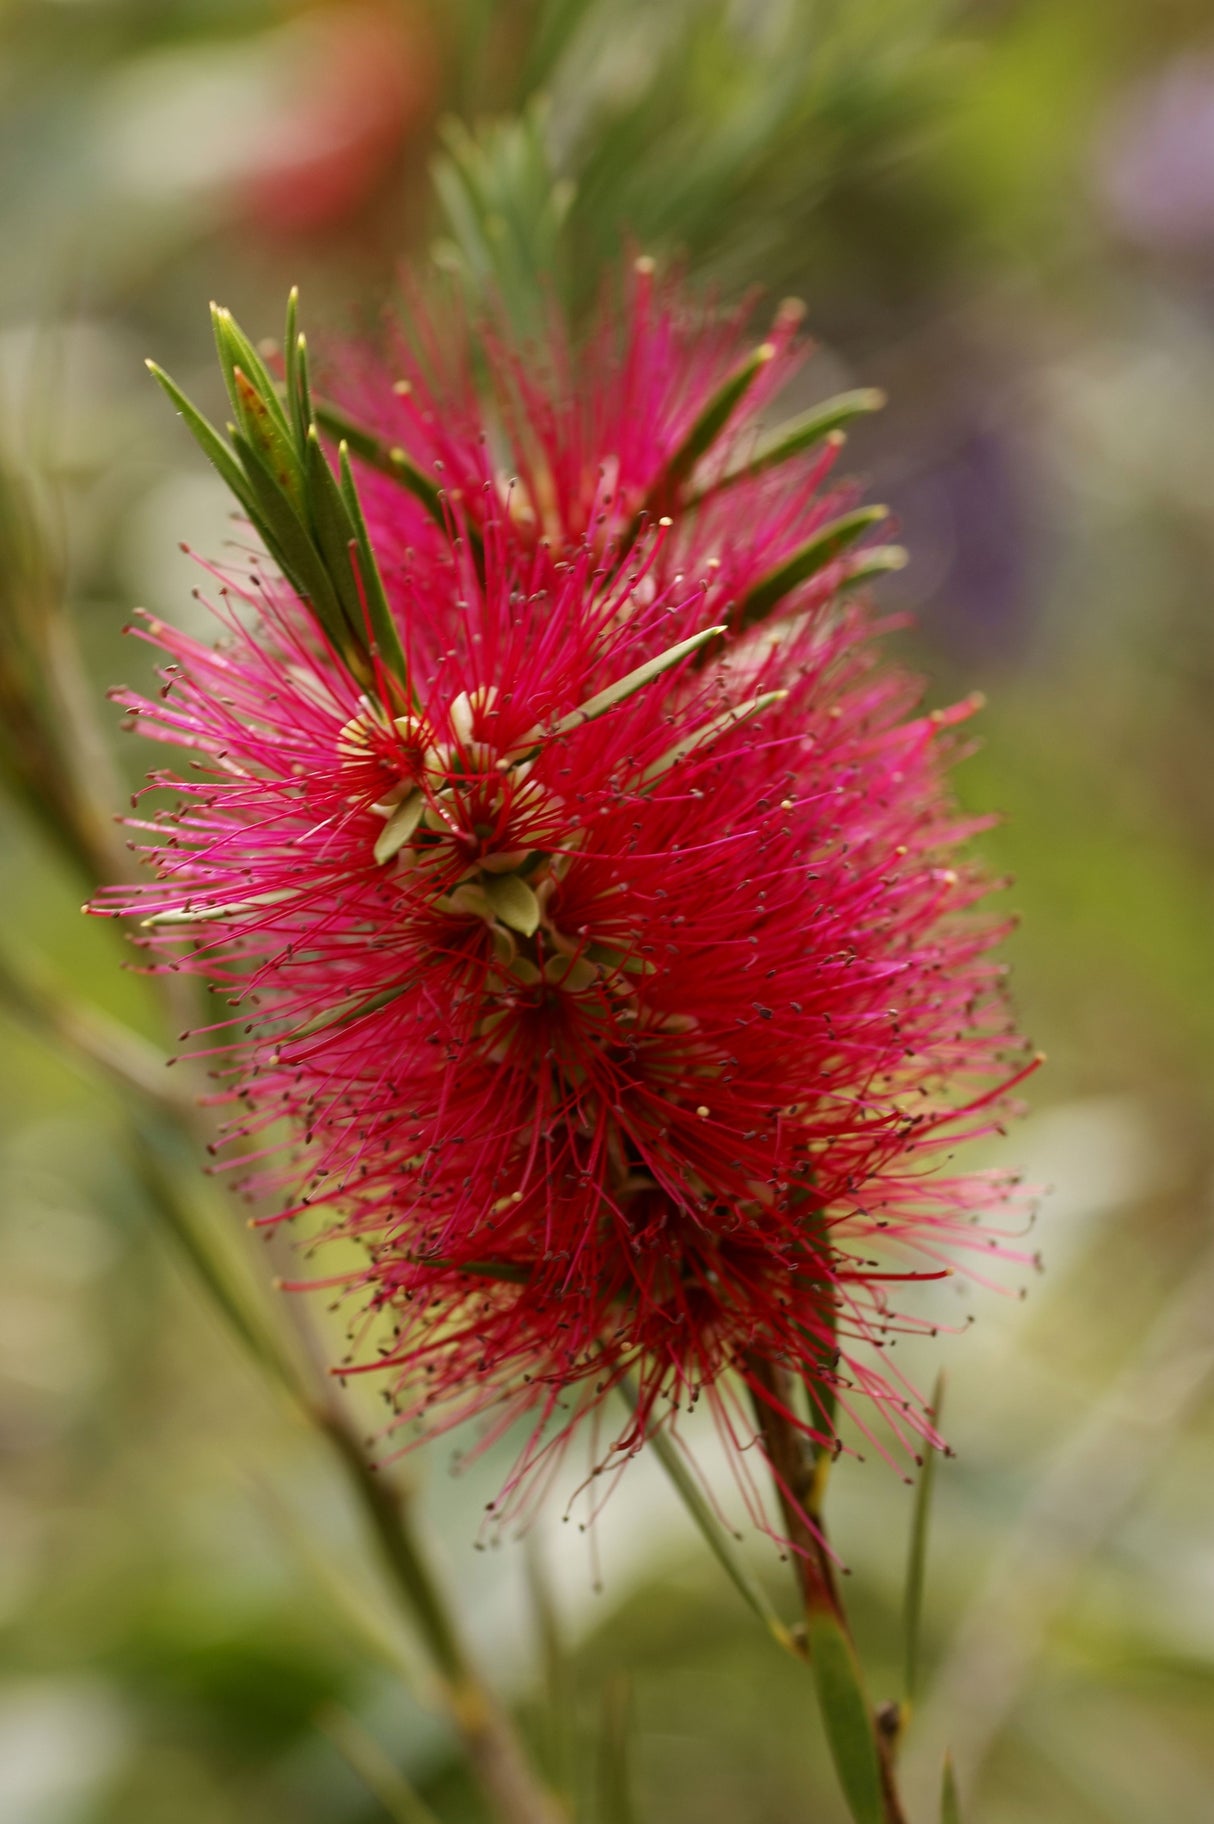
747,1357,909,1824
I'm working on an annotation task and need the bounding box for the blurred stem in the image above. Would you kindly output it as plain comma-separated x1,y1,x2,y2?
0,939,565,1824
317,1704,444,1824
748,1357,909,1824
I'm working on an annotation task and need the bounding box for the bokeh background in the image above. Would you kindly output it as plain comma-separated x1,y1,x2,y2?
2,2,1212,1820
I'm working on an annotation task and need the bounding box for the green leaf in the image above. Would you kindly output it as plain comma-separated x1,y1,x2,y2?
639,690,787,787
317,1704,443,1824
233,364,302,508
649,338,777,503
619,1376,795,1652
840,544,909,589
691,388,887,502
738,506,889,628
547,625,726,742
315,399,447,532
941,1752,962,1824
145,361,251,510
338,441,411,690
304,422,363,609
903,1370,945,1705
229,429,352,655
596,1677,637,1824
482,872,541,936
525,1536,576,1799
212,302,291,441
806,1608,886,1824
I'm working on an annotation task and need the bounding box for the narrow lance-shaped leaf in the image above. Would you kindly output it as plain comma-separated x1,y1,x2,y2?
229,427,353,658
940,1752,962,1824
639,690,787,788
840,544,908,590
524,1536,576,1801
690,387,887,503
596,1678,638,1824
233,365,303,508
315,399,447,531
648,338,777,503
618,1374,796,1652
738,505,889,628
903,1370,945,1707
806,1607,886,1824
546,624,726,742
338,440,411,691
144,361,252,510
212,302,291,442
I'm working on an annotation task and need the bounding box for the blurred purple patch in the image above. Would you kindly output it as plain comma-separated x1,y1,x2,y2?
1095,53,1214,252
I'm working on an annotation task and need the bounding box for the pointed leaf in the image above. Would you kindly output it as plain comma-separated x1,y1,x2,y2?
596,1677,637,1824
338,441,411,689
739,506,889,627
294,332,316,447
651,339,776,502
841,544,908,589
317,1705,443,1824
212,303,291,440
229,429,351,651
806,1608,886,1824
693,388,886,501
483,872,541,936
145,362,251,509
904,1371,945,1705
315,399,446,528
373,792,424,866
640,690,787,787
619,1377,795,1652
233,365,303,506
548,625,726,741
941,1752,962,1824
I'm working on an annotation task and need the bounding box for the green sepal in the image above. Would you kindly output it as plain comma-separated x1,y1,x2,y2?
693,388,886,502
806,1607,886,1824
941,1752,961,1824
738,505,889,628
373,792,425,866
483,872,542,936
903,1370,945,1706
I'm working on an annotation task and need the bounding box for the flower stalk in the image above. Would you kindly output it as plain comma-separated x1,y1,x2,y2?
748,1357,910,1824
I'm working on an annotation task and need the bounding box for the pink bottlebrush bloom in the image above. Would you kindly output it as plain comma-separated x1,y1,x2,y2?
96,265,1036,1535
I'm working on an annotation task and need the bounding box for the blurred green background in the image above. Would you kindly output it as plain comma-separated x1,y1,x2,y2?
1,1,1212,1820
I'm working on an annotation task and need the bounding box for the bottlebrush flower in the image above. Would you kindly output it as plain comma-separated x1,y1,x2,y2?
95,267,1036,1533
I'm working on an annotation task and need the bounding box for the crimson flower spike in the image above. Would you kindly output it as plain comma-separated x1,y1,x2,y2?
97,259,1037,1824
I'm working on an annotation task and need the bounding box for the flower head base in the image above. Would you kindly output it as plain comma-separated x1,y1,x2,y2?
97,266,1037,1534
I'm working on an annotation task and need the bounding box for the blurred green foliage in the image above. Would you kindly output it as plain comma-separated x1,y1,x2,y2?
1,2,1212,1821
